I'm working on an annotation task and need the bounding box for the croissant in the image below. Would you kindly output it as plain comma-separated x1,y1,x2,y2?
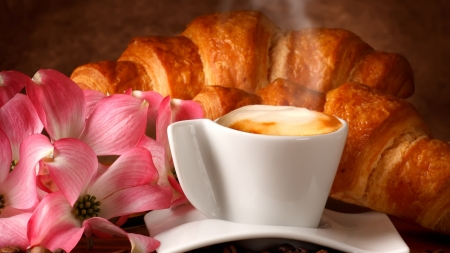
70,60,151,94
324,82,450,235
70,10,415,117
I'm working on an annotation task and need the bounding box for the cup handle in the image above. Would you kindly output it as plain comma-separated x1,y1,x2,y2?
167,120,221,218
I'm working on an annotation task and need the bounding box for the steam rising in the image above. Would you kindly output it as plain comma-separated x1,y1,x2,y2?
218,0,312,30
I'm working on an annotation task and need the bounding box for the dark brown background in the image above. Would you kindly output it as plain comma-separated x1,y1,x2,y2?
2,0,449,141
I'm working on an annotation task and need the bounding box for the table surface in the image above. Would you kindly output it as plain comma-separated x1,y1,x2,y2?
70,215,450,253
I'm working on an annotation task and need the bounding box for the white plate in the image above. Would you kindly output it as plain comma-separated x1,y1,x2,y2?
144,203,409,253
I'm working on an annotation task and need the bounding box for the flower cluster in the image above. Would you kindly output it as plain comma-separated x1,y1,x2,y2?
0,69,203,252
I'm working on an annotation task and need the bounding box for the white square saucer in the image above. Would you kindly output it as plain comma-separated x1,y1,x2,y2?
144,203,409,253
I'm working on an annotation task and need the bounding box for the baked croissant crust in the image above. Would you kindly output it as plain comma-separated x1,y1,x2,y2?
348,51,414,98
269,29,372,93
118,36,205,99
70,10,414,104
324,82,450,234
193,85,261,120
70,60,151,94
182,10,280,94
256,78,326,112
269,28,414,98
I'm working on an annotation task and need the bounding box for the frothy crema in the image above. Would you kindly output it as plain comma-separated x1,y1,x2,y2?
216,105,343,136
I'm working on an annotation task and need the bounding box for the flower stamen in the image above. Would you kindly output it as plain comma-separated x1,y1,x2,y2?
10,160,18,172
72,194,101,221
0,194,6,214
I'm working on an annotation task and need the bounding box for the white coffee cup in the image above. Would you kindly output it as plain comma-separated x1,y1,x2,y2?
167,108,348,228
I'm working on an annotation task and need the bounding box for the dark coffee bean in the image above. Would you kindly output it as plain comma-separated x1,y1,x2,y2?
1,246,23,253
277,243,297,253
52,249,66,253
29,247,51,253
297,248,310,253
223,244,238,253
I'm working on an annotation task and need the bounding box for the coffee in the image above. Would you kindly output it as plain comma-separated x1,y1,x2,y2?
216,105,342,136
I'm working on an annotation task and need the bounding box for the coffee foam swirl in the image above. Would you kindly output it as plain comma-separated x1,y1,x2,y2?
216,105,342,136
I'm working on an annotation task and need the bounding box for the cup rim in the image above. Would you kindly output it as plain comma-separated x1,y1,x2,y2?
208,117,348,140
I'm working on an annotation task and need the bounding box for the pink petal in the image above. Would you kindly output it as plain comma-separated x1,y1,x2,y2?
171,195,189,207
123,88,132,95
0,134,54,210
84,223,113,239
155,96,172,160
168,173,188,207
136,136,187,206
132,90,163,139
83,217,160,253
83,89,106,118
1,172,37,209
156,97,204,162
28,192,84,252
88,147,159,201
78,94,147,156
0,128,11,183
36,188,48,201
97,161,110,175
0,93,43,160
45,138,98,206
170,98,204,122
0,70,29,108
115,215,129,227
127,233,161,253
27,69,86,140
98,184,172,220
136,135,169,185
0,212,32,249
36,174,58,193
168,173,184,195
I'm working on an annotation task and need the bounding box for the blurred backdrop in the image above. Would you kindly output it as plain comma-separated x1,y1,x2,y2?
1,0,449,141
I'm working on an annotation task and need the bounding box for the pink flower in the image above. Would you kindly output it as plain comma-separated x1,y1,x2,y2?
130,90,163,140
0,70,29,108
0,72,43,249
26,69,148,156
137,96,204,206
0,128,37,249
0,71,43,163
0,93,44,170
19,134,98,207
27,147,172,252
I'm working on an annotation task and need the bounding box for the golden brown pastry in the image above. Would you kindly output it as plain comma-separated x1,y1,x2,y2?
70,60,151,94
118,36,205,99
70,11,415,102
269,28,414,98
270,29,372,93
193,85,262,120
256,78,326,112
324,82,450,234
182,10,280,93
348,51,414,98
